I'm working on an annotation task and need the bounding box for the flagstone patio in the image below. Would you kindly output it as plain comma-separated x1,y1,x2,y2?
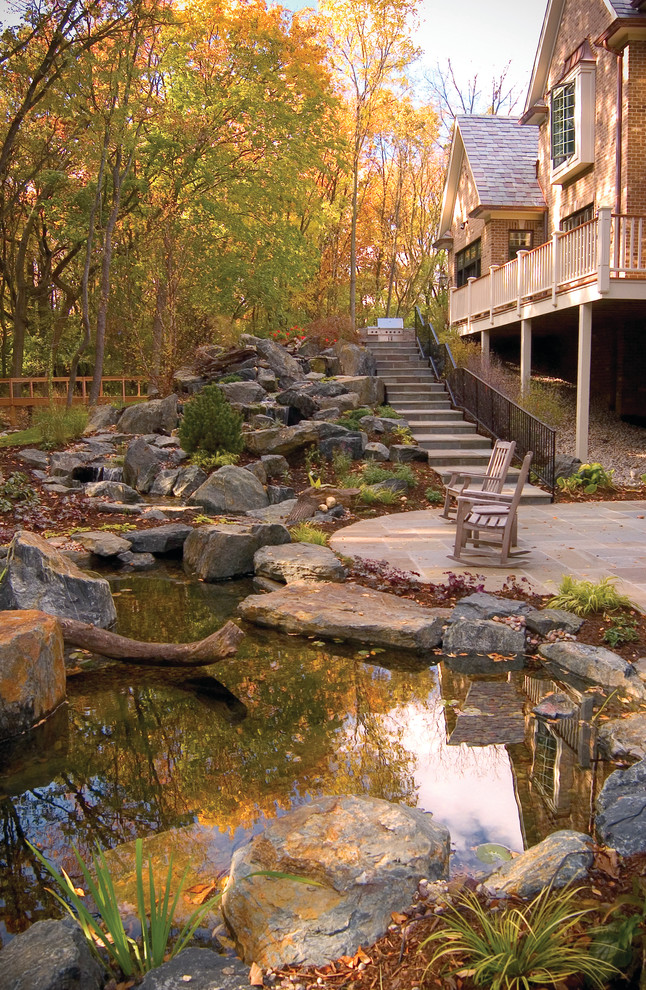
330,501,646,611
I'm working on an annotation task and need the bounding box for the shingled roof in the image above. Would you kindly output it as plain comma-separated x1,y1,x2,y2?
607,0,645,15
456,116,545,210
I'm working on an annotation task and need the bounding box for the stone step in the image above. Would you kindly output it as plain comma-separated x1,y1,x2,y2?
386,386,445,398
403,411,465,423
379,374,439,385
407,420,476,434
426,448,495,467
418,433,493,451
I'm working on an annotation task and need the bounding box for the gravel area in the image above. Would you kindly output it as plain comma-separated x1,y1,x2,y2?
556,393,646,484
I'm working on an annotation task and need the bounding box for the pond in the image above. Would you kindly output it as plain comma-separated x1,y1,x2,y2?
0,566,610,947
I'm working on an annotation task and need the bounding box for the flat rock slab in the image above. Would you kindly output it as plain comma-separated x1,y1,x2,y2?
481,830,594,899
596,758,646,856
238,581,450,651
539,642,646,699
221,794,450,968
137,949,250,990
254,543,347,584
597,713,646,761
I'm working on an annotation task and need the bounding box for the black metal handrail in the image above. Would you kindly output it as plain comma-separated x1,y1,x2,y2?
414,307,556,495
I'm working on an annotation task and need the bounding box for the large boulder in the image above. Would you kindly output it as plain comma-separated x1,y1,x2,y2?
218,381,267,405
597,713,646,761
84,479,142,503
0,531,117,628
83,403,121,433
254,544,346,584
122,437,164,493
172,464,207,499
0,611,66,742
336,375,385,405
222,794,450,968
334,341,377,376
0,918,103,990
238,581,450,651
481,831,594,899
188,465,269,514
245,421,350,457
119,394,179,435
539,642,646,699
184,522,291,580
124,523,193,554
450,592,532,622
275,387,319,421
596,759,646,856
442,618,526,655
240,334,302,382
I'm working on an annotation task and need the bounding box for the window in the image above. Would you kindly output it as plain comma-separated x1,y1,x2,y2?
549,60,595,184
456,239,481,287
508,230,534,261
551,82,575,167
560,204,594,232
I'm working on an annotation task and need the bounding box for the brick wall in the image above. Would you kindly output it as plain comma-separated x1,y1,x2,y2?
536,0,616,229
625,40,646,214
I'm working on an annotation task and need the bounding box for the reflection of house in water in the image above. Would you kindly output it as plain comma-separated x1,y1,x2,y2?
438,664,606,850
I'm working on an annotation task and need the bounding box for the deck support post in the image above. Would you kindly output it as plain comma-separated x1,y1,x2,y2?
576,302,592,461
520,319,532,395
481,329,490,364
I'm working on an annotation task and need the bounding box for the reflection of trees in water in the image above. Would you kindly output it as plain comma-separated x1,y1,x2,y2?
0,645,441,934
0,798,61,942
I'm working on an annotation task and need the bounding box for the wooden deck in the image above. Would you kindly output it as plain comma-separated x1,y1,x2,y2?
0,375,148,408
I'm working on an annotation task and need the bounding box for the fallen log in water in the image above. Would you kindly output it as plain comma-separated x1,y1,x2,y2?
58,617,245,666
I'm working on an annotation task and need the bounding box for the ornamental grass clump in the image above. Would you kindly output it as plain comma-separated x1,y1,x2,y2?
178,384,243,456
28,838,222,976
289,523,329,545
420,885,619,990
548,574,636,616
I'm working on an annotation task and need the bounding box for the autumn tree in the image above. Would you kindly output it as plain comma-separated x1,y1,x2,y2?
320,0,421,328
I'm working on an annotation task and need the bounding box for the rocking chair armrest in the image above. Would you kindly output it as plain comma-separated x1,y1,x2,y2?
445,471,474,490
458,488,513,504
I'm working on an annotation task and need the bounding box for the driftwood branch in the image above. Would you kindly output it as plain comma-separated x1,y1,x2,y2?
58,618,245,667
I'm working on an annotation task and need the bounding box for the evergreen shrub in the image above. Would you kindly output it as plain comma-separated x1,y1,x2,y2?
179,385,243,455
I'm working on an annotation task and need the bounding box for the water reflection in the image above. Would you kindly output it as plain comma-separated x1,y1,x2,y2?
0,569,612,944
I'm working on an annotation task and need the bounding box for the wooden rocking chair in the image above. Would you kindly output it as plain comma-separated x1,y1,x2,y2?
449,451,533,567
441,439,517,520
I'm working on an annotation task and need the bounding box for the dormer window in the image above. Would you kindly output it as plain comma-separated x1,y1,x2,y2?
551,82,575,167
549,58,595,184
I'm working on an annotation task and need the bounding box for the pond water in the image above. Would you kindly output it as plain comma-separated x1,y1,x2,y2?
0,567,609,946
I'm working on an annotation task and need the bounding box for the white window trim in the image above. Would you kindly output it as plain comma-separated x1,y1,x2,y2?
550,62,595,185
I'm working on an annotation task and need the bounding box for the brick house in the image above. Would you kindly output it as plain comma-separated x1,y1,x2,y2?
437,0,646,459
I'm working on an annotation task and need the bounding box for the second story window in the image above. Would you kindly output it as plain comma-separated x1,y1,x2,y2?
509,230,534,260
456,239,481,287
551,82,575,167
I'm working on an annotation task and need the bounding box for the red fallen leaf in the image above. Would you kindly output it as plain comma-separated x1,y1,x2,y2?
391,911,408,924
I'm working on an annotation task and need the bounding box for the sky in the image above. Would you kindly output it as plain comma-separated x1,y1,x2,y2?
279,0,547,109
0,0,547,109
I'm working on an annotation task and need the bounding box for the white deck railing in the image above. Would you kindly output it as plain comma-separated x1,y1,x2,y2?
450,209,644,327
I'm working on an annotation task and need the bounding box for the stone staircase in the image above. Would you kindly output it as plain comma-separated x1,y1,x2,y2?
367,340,551,505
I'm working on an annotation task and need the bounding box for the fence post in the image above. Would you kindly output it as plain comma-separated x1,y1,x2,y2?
489,266,497,325
597,206,611,293
516,251,528,317
467,277,476,331
449,285,456,326
552,231,562,306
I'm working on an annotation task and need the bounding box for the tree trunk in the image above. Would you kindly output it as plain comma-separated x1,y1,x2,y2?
58,617,244,667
